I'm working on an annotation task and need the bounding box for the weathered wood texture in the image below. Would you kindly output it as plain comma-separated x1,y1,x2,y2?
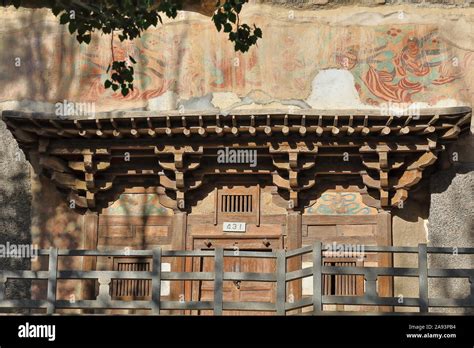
2,108,471,212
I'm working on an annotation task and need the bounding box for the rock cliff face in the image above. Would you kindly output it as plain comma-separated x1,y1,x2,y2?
0,120,31,311
427,133,474,313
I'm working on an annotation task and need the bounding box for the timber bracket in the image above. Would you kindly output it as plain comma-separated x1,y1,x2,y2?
1,107,471,213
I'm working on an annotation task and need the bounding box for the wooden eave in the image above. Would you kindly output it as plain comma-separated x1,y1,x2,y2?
2,107,471,140
1,107,471,212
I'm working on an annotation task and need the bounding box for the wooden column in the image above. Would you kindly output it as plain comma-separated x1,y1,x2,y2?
286,211,302,308
81,210,98,306
171,210,187,314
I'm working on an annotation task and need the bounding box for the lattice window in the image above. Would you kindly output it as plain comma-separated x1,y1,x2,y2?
111,258,151,300
220,194,253,213
323,259,361,296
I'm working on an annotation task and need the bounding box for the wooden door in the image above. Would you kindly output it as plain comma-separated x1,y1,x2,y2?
302,213,393,312
192,238,277,315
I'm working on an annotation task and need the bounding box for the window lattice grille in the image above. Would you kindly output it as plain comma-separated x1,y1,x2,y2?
220,194,253,213
111,260,151,299
323,260,358,296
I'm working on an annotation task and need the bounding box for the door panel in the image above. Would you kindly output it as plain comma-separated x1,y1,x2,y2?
302,213,392,312
192,238,278,315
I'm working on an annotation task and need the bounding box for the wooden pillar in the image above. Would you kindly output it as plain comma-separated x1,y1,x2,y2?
81,210,99,305
171,210,187,313
286,211,302,306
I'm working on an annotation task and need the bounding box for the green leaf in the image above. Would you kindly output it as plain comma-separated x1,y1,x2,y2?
52,6,62,16
83,34,91,44
68,22,77,34
129,56,137,64
59,13,70,25
224,23,232,33
104,80,112,89
228,11,236,23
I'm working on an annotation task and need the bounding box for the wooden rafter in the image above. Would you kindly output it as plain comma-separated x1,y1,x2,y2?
1,107,470,212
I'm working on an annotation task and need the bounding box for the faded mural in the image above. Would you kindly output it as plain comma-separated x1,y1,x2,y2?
0,6,473,112
305,192,377,215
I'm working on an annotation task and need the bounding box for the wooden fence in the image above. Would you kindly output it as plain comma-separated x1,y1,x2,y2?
0,243,473,315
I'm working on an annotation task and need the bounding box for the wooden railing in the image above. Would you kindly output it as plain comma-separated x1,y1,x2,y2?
0,243,473,315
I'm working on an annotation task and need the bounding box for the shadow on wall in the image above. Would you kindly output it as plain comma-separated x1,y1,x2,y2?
28,155,84,306
0,120,32,313
0,8,77,104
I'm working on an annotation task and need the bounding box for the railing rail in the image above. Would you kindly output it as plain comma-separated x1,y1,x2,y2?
0,243,473,315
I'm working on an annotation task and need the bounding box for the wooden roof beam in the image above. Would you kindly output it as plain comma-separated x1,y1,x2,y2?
441,125,461,139
109,118,122,138
74,120,92,138
48,120,71,138
346,115,355,135
427,114,439,126
146,117,157,137
39,155,71,173
361,115,370,136
95,119,107,138
68,160,110,172
130,118,139,138
398,126,410,135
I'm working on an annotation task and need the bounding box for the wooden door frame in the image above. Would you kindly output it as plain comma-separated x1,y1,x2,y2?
302,211,393,311
184,235,284,314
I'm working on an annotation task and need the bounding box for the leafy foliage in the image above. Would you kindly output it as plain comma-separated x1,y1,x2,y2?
105,56,137,97
8,0,262,95
50,0,180,43
212,0,262,53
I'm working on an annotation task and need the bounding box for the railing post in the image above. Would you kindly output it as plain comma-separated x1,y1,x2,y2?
97,276,112,303
151,247,162,315
418,243,429,313
214,247,223,315
312,242,322,314
46,247,58,315
276,249,286,315
364,273,378,298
